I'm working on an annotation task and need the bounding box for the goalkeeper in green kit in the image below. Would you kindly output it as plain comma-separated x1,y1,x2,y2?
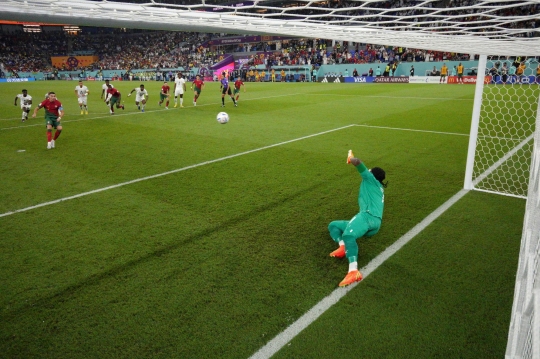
328,150,387,287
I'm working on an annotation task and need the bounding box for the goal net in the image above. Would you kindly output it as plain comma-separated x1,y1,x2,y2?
0,0,539,357
505,97,540,359
465,56,540,199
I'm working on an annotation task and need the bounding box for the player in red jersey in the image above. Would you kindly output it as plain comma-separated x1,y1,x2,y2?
32,92,64,150
105,84,125,115
158,81,171,109
233,77,246,103
190,75,205,106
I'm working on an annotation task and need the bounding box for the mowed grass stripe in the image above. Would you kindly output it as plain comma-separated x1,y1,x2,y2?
0,124,355,218
0,93,304,130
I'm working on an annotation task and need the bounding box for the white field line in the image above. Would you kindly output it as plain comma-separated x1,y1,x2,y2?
0,93,303,130
249,189,469,359
0,124,355,218
355,124,534,142
354,124,468,137
306,93,474,101
354,125,528,142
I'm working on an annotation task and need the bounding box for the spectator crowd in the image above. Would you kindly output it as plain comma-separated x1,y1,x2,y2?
0,0,538,76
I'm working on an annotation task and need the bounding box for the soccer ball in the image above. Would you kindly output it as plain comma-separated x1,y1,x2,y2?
217,112,229,124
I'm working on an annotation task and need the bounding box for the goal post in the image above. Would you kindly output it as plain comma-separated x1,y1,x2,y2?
464,55,488,191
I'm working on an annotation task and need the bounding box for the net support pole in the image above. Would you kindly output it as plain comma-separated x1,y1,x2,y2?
464,54,488,190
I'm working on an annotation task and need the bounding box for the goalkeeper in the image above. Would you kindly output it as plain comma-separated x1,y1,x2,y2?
328,152,387,287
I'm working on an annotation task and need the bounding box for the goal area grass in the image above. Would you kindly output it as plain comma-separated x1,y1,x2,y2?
0,80,525,358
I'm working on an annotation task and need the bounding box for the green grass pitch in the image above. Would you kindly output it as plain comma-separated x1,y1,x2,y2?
0,80,525,358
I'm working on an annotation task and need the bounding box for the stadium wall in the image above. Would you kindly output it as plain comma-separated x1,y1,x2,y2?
10,61,522,82
317,61,479,78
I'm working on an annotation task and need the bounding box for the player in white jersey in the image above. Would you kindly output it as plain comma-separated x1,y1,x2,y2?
74,80,90,114
173,73,187,108
14,89,32,122
128,84,149,112
100,79,113,106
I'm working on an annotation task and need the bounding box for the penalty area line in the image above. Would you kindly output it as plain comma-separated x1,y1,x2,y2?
249,189,469,359
354,124,468,137
0,124,355,219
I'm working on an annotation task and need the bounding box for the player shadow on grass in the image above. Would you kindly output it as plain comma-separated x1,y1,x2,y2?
2,180,335,320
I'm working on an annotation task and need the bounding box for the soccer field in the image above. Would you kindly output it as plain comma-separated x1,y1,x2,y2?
0,81,525,358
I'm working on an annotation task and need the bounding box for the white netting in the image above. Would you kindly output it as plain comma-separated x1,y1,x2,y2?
505,98,540,358
0,0,539,55
471,56,540,199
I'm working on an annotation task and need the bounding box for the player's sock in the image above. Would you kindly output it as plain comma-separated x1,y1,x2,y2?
166,101,169,107
53,130,62,140
180,98,183,106
348,261,358,272
47,130,52,142
222,98,225,105
232,97,236,104
236,95,239,101
342,234,358,261
22,112,26,120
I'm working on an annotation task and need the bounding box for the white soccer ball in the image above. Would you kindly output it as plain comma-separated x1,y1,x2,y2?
217,112,229,124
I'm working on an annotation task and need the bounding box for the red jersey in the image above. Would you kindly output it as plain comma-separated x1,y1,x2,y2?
192,79,204,89
107,88,121,98
161,85,170,94
234,80,244,89
39,99,63,117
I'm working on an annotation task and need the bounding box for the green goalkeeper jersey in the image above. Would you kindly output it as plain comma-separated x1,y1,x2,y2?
357,163,384,219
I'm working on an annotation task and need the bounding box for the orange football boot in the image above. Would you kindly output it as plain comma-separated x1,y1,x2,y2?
329,245,346,258
339,270,363,287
